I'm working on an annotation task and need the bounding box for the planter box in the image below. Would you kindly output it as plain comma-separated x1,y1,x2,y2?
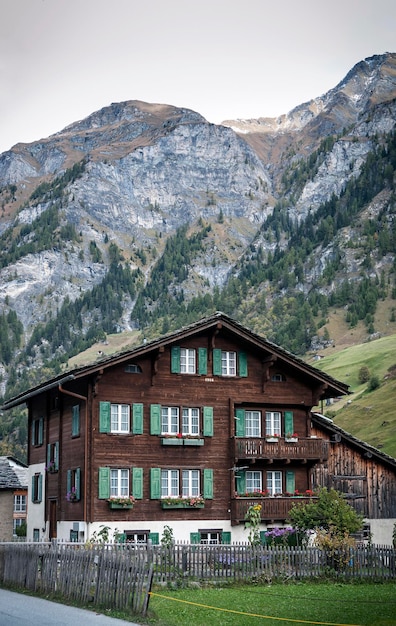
161,438,184,446
285,438,298,443
266,438,279,443
183,438,204,446
161,501,204,509
108,502,134,509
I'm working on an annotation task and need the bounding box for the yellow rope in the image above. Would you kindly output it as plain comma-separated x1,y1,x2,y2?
149,592,362,626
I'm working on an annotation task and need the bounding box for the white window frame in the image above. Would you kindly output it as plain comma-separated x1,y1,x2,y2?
182,469,200,497
161,407,179,435
180,348,196,374
245,410,261,437
267,470,282,495
221,351,236,376
246,471,262,493
182,407,200,435
265,411,282,436
110,404,130,433
200,531,221,544
14,494,26,513
110,468,129,497
161,469,179,497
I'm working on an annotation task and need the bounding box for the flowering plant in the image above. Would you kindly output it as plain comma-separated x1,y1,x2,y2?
238,490,270,498
266,433,281,439
286,433,299,438
161,495,204,506
107,495,136,505
66,487,77,502
46,460,56,472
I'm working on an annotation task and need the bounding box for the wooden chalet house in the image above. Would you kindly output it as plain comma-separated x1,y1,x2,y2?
2,312,396,545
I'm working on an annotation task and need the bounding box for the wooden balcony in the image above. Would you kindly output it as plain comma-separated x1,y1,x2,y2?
232,437,328,462
231,496,315,525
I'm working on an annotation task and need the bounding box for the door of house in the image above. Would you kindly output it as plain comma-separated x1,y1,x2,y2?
49,499,57,539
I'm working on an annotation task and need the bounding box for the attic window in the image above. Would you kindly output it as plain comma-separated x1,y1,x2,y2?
271,373,286,382
124,363,142,373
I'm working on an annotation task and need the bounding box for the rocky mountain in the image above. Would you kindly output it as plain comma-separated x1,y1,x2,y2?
0,52,395,408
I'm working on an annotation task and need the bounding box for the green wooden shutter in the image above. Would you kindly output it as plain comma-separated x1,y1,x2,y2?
284,411,294,436
235,409,245,437
99,402,111,433
260,530,267,545
286,470,295,494
198,347,207,375
190,532,201,544
72,405,80,436
38,417,44,445
149,532,159,545
171,346,181,373
150,404,161,435
54,442,59,470
132,403,144,434
46,443,51,468
132,467,143,499
212,348,222,375
98,467,110,499
75,467,81,500
238,351,248,377
67,469,72,495
236,470,246,495
150,468,161,499
203,406,213,436
222,531,231,544
37,474,43,502
203,468,213,499
31,476,35,502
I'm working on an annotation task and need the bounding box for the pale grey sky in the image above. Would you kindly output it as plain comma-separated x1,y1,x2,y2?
0,0,395,154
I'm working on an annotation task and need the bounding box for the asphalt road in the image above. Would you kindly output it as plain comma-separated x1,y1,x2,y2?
0,588,141,625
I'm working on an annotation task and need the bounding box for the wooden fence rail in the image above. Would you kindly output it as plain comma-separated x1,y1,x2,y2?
0,542,394,614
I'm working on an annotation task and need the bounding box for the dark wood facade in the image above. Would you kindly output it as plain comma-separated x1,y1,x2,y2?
3,313,396,544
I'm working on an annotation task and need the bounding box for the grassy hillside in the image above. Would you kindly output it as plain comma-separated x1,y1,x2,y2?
313,333,396,458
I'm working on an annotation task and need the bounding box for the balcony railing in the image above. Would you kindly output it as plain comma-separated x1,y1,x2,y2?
233,437,328,461
231,496,315,524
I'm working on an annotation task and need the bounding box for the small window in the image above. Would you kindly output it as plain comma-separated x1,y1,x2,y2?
31,417,44,446
200,530,222,544
245,411,261,437
111,404,130,433
180,348,196,374
14,494,26,513
13,518,25,536
46,442,59,472
265,411,281,437
33,528,40,542
67,468,81,502
72,405,80,437
246,470,262,493
161,406,179,435
125,531,150,544
125,363,142,373
271,373,286,382
182,407,200,435
111,468,129,498
221,351,236,376
31,473,43,503
267,470,282,495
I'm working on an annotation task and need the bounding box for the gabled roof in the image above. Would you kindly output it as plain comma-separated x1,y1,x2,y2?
0,456,28,490
1,312,349,410
312,413,396,471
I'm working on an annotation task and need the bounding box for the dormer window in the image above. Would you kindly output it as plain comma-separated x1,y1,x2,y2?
125,363,142,373
271,373,286,382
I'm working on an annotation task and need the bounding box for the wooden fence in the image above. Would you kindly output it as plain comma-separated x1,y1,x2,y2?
0,542,153,617
0,542,394,614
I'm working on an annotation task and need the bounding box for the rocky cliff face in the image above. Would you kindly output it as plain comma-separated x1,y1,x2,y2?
0,53,395,384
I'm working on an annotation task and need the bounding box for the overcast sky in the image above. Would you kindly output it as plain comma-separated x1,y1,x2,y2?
0,0,395,154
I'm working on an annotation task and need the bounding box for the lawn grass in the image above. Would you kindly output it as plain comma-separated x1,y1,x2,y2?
140,581,396,626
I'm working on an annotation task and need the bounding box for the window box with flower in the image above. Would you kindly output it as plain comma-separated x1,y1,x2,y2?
285,433,299,442
66,487,78,502
266,433,281,442
161,496,205,509
107,495,136,509
46,461,57,473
